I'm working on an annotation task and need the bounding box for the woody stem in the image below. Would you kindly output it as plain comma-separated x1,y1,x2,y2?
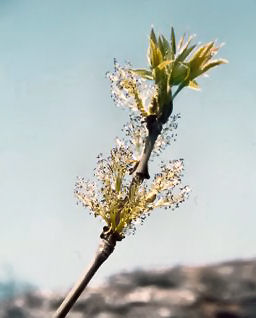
53,233,117,318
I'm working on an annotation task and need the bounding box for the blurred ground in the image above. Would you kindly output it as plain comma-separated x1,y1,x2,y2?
1,259,256,318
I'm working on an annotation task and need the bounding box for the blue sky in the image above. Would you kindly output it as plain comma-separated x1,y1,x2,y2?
0,0,256,291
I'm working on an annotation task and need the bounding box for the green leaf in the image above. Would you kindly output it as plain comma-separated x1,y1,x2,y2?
148,39,156,67
158,36,165,57
150,28,157,44
201,41,215,58
157,60,172,71
170,62,190,86
149,39,163,68
131,69,153,80
176,36,196,62
189,45,208,63
201,59,228,73
188,79,200,90
171,27,176,56
161,35,171,58
177,44,197,62
190,42,214,66
177,33,185,50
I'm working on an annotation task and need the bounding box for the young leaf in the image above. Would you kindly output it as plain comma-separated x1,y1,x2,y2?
201,59,228,73
161,35,171,59
176,36,196,63
158,35,165,57
131,69,153,80
188,80,200,90
171,27,176,56
177,33,185,50
157,60,172,71
149,39,163,68
150,28,157,44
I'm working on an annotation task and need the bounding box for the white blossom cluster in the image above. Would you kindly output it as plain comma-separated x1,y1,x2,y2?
106,59,157,116
122,112,180,160
74,137,190,236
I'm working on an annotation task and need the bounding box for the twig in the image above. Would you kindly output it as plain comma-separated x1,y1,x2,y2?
134,115,163,179
134,99,173,180
53,231,118,318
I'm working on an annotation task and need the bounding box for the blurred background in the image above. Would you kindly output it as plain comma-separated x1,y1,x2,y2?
0,0,255,299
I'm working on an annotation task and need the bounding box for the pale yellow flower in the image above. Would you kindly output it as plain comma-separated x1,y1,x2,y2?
75,139,189,237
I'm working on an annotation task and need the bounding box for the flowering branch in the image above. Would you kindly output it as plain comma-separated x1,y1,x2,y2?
54,26,227,317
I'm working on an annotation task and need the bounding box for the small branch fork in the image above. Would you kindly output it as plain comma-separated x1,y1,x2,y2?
53,100,173,318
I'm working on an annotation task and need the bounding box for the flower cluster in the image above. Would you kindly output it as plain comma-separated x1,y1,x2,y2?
106,59,157,117
75,137,190,237
149,160,190,210
122,112,180,160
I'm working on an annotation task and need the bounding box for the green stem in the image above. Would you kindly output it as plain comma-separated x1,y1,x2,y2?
172,84,185,100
